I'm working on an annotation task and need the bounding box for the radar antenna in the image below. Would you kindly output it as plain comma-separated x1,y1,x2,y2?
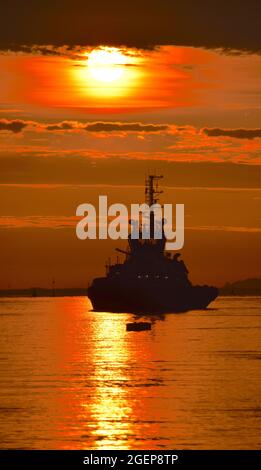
144,174,163,239
145,174,163,206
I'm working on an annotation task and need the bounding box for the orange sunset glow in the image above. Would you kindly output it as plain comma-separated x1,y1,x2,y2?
0,41,261,288
0,45,236,110
0,1,261,456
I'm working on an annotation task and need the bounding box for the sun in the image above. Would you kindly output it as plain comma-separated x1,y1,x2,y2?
87,47,127,83
71,46,141,100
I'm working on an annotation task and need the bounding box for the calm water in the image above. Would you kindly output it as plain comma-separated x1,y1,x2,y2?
0,296,260,450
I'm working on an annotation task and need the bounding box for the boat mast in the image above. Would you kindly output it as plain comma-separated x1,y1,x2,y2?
145,175,163,238
145,174,163,206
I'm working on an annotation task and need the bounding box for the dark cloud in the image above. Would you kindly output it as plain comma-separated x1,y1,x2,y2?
0,44,85,59
0,119,168,133
0,1,260,52
83,122,168,132
3,120,261,142
0,119,28,133
45,121,168,132
203,128,261,139
45,122,76,131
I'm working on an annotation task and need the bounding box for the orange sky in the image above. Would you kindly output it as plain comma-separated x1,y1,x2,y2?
0,45,261,288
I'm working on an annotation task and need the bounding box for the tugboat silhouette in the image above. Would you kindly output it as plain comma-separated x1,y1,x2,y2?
88,175,218,313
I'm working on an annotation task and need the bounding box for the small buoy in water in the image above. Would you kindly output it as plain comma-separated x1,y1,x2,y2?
126,322,151,331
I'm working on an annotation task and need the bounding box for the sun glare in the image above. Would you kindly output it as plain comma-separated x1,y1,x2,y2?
87,48,127,83
71,46,142,101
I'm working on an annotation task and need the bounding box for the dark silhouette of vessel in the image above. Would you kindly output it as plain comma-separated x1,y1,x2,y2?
126,322,152,331
88,175,218,313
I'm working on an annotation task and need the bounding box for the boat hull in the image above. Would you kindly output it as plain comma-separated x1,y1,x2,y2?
88,277,218,313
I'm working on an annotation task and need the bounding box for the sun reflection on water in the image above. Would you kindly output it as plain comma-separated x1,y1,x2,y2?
1,296,260,449
81,313,134,449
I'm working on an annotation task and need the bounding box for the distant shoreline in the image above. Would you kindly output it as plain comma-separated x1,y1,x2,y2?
0,288,88,298
1,279,261,297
